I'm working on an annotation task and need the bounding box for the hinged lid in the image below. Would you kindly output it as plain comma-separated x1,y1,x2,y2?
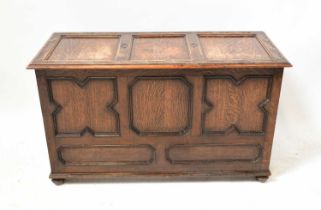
27,31,292,70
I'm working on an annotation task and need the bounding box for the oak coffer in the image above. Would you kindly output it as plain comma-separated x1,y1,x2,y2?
27,32,291,184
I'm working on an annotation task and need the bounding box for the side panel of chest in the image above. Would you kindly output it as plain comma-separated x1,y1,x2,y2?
36,69,283,180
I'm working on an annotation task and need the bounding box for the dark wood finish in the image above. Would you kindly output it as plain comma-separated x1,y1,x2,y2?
28,32,291,184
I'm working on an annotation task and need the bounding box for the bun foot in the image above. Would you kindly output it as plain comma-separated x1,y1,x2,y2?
255,176,269,183
52,178,65,185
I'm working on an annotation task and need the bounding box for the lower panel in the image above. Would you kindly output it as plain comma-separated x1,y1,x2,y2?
166,144,262,164
55,142,264,174
57,144,156,166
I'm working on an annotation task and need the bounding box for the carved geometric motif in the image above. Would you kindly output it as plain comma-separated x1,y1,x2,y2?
202,75,273,136
48,77,120,137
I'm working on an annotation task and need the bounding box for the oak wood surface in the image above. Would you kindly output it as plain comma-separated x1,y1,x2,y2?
29,32,291,183
27,32,291,70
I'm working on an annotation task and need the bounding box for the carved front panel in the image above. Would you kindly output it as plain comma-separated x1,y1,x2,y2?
129,77,192,136
48,77,119,137
202,75,272,135
37,71,280,176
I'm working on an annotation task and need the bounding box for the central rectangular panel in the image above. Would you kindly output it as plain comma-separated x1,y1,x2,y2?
129,76,193,136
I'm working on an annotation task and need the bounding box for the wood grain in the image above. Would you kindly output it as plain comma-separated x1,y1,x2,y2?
49,77,119,137
129,77,192,135
27,32,292,70
130,36,190,61
202,75,271,135
58,144,155,166
36,70,280,178
166,144,261,164
199,36,269,60
28,32,291,183
48,36,119,60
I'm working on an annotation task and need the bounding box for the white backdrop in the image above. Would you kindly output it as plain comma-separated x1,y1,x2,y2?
1,0,320,210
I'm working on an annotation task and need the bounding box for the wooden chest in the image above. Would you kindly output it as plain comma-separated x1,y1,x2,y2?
27,32,291,184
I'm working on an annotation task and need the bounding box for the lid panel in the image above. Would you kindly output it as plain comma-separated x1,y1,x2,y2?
48,35,120,61
130,35,190,61
199,36,270,61
27,32,292,70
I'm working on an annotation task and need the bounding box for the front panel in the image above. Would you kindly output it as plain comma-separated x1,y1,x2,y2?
36,69,283,178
